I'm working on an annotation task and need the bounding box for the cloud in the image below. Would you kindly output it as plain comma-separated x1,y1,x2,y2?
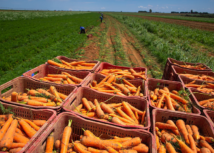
101,7,105,9
138,6,147,9
148,5,152,7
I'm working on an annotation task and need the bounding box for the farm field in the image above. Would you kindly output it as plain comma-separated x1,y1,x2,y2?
1,10,214,84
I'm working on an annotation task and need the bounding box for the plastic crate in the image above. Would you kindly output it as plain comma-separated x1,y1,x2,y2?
171,65,214,83
27,112,155,153
152,109,214,151
82,73,146,98
162,58,211,80
23,64,91,87
0,76,77,113
189,88,214,111
95,62,147,80
147,78,200,114
62,87,150,130
203,109,214,128
46,56,100,72
0,101,56,153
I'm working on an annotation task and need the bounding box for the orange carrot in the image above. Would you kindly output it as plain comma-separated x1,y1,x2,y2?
122,102,138,124
166,120,179,135
44,77,63,82
32,120,46,127
82,98,92,111
135,111,139,120
119,150,137,153
54,140,61,150
67,78,75,84
165,94,175,111
174,137,194,153
58,92,67,100
10,143,25,149
24,119,40,131
191,125,200,141
200,148,211,153
11,92,18,102
13,133,29,144
158,145,166,153
176,120,189,144
45,132,54,153
60,120,72,153
48,60,64,67
157,93,165,108
112,82,130,95
19,119,36,138
115,108,135,123
132,143,149,153
165,142,176,153
122,79,135,88
0,115,13,141
94,99,105,119
47,74,68,79
15,128,26,136
62,72,82,83
186,124,193,136
156,135,160,150
121,137,141,149
205,137,214,143
188,134,197,153
135,86,141,96
74,104,83,113
110,117,126,125
100,103,115,114
9,147,22,153
88,147,108,153
127,103,145,115
107,75,116,84
27,89,40,96
155,122,177,131
200,140,214,153
141,111,146,125
0,119,18,151
50,86,62,103
161,132,177,143
106,146,119,153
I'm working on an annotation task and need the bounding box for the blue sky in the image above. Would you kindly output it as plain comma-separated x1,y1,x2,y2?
1,0,214,13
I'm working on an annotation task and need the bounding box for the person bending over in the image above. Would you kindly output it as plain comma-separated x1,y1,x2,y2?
80,26,85,34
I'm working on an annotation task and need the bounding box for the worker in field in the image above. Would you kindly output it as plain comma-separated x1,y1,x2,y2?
100,16,103,23
101,13,104,18
80,26,86,34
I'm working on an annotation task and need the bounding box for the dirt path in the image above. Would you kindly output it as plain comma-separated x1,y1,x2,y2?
126,14,214,32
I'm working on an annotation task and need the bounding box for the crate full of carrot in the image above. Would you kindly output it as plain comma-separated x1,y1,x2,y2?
85,73,145,97
95,62,147,80
63,87,150,130
147,78,200,114
47,56,100,71
0,77,77,112
27,112,154,153
23,64,91,86
0,101,56,153
153,109,214,153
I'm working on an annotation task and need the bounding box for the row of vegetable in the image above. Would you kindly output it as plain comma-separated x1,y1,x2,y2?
0,56,214,153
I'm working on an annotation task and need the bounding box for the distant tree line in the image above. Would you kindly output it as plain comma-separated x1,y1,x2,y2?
171,11,209,14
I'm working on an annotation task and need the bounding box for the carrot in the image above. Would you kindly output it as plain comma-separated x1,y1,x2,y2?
100,103,115,114
191,125,200,141
67,78,75,84
135,86,141,96
110,137,132,143
47,74,68,79
166,120,179,135
156,135,160,150
50,86,62,103
37,89,56,100
176,119,189,144
44,77,63,82
9,147,22,153
110,117,126,125
134,111,139,120
200,148,211,153
165,94,175,110
161,132,177,143
13,133,29,144
11,92,18,102
126,103,144,115
119,150,137,153
158,145,166,153
188,134,197,153
141,111,146,125
121,137,141,149
32,120,46,127
123,79,135,88
74,104,83,113
205,137,214,143
94,99,105,119
45,132,54,153
27,89,40,96
174,137,194,153
89,101,96,111
48,60,64,67
58,92,67,100
0,115,13,141
0,119,18,151
60,120,72,153
106,146,119,153
80,136,122,150
54,140,61,150
19,119,36,138
88,147,108,153
155,122,177,130
200,140,214,153
82,129,99,139
112,82,130,95
24,99,44,106
96,75,111,87
157,93,165,108
109,114,134,124
62,72,82,83
73,142,90,153
10,143,25,149
122,102,138,124
186,124,193,136
132,143,148,153
82,98,92,111
15,128,26,136
165,142,176,153
24,119,40,131
107,75,116,84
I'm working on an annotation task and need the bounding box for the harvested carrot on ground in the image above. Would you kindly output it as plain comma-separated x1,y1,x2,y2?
149,87,193,113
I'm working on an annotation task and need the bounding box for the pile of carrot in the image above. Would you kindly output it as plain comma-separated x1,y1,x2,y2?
149,87,192,113
155,119,214,153
185,80,214,95
198,98,214,110
180,73,214,82
89,75,144,97
2,86,68,107
173,63,207,70
44,120,149,153
38,72,83,85
0,114,46,152
99,68,146,80
47,59,96,70
74,98,146,127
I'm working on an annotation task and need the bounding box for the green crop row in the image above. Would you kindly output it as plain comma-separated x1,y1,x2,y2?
109,14,214,72
0,13,100,85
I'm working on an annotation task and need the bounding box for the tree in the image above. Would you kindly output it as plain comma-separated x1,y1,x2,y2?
149,9,152,13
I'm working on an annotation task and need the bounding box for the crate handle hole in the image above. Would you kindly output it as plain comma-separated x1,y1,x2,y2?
70,97,77,105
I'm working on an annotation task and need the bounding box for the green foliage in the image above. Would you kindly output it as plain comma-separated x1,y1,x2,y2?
0,102,15,115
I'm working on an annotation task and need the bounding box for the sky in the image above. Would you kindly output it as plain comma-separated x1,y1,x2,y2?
1,0,214,13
